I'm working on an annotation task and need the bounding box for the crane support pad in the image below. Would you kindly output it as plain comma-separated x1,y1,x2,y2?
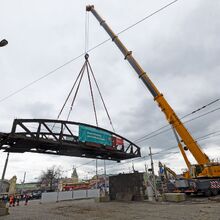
0,119,141,161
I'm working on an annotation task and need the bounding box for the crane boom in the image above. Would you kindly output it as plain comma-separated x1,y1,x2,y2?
86,5,209,165
87,5,220,178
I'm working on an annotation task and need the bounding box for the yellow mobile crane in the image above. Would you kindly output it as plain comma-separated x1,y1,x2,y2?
86,5,220,196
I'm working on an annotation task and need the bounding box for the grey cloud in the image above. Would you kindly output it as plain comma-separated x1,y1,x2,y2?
1,1,220,181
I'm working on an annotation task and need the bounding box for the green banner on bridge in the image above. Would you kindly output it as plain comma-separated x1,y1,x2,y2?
79,125,112,146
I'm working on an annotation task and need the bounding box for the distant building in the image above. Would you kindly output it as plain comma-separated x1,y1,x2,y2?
16,182,41,194
58,166,80,191
71,166,78,183
58,166,110,191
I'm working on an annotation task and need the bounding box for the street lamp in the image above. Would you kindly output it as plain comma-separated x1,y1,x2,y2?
0,39,8,47
0,38,9,193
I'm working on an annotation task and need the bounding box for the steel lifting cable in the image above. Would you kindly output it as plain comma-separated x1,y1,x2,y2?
56,61,87,121
85,11,87,54
84,11,114,130
83,10,100,126
66,10,90,121
85,56,99,126
87,60,115,132
56,12,90,122
66,61,86,121
54,12,115,130
51,61,87,130
85,10,90,55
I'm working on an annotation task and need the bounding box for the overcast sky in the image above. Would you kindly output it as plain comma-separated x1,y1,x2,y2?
0,0,220,183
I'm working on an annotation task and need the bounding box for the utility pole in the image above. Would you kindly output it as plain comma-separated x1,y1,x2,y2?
104,159,106,192
132,161,135,172
145,163,148,173
21,172,26,195
149,147,158,201
96,159,98,189
1,152,10,180
0,39,8,193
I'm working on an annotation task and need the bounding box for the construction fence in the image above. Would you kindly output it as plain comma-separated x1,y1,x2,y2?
41,189,100,203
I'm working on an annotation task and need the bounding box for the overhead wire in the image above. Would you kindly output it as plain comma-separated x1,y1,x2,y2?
15,97,220,174
117,0,178,35
196,130,220,141
138,130,220,159
57,127,220,174
4,0,219,176
64,129,220,175
198,133,220,142
181,98,220,119
0,0,180,104
64,126,220,173
134,98,220,143
93,129,220,173
135,104,220,144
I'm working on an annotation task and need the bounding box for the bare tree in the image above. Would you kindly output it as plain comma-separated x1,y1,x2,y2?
38,166,63,191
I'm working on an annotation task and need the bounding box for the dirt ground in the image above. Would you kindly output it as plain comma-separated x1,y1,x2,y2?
1,197,220,220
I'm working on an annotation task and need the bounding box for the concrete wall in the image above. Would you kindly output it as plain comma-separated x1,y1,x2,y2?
58,191,73,201
41,189,100,203
41,192,58,203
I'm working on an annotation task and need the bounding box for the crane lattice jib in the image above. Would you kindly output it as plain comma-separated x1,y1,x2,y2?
86,5,210,165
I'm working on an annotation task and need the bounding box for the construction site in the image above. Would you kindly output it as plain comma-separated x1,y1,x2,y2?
0,1,220,219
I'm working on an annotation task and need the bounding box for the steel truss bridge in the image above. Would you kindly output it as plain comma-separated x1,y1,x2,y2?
0,119,141,161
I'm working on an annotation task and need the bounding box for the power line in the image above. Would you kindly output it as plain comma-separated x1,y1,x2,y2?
134,98,220,143
0,53,85,103
55,159,97,174
102,129,220,172
118,0,178,35
70,128,220,173
184,107,220,124
25,102,220,173
182,98,220,119
198,133,220,141
0,0,180,104
152,130,220,156
31,103,220,172
136,105,220,144
75,160,95,169
70,129,220,175
197,130,220,141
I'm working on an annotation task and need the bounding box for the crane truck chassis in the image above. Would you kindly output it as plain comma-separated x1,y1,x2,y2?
186,179,220,196
86,5,220,196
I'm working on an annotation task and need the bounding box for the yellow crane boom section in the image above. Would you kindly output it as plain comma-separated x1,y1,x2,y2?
86,5,210,166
